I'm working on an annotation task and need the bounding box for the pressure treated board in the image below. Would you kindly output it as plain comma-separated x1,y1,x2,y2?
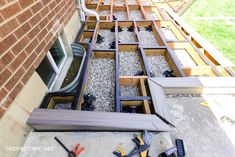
27,109,173,131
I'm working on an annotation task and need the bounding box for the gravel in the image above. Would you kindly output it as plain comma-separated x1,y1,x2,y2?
120,85,140,96
99,10,110,16
118,27,137,43
113,12,128,20
114,0,125,5
128,0,137,5
147,55,171,77
119,51,142,76
85,58,115,112
129,10,145,20
102,0,111,5
83,38,91,43
95,29,115,49
138,27,159,46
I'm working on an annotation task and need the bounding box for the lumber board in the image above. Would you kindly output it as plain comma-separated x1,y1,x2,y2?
147,78,173,124
140,79,147,96
27,109,173,131
121,100,143,106
150,77,235,94
115,20,121,112
165,8,233,67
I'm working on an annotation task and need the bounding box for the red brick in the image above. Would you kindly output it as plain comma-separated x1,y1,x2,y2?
18,0,34,9
8,51,27,72
54,3,61,13
5,68,24,91
38,17,48,29
46,19,54,31
35,41,46,54
0,88,7,99
48,1,56,10
0,14,4,23
30,1,43,14
1,2,21,19
21,65,35,84
37,28,47,41
41,0,50,6
45,30,53,41
24,38,39,54
22,52,37,70
11,36,29,55
0,68,12,87
0,18,19,39
29,12,42,26
47,9,56,20
16,9,32,24
14,22,31,39
0,51,14,67
0,61,4,72
40,6,49,18
0,34,17,55
27,25,40,40
34,51,46,68
0,0,7,7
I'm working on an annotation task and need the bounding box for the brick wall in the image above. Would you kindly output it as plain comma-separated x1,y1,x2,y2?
0,0,77,118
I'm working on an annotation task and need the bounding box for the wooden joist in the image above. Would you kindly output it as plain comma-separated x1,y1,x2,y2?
27,109,174,131
165,8,233,67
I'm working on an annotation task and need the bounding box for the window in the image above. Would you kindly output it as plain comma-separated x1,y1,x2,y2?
36,57,57,87
49,39,65,67
36,36,68,89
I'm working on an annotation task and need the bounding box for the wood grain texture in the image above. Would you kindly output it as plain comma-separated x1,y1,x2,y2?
27,109,173,131
147,78,173,124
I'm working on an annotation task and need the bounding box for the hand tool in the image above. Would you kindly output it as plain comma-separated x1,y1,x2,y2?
175,139,185,157
113,131,151,157
113,146,128,157
54,137,84,157
131,135,149,157
159,147,177,157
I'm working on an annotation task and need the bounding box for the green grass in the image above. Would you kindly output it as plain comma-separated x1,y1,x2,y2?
182,0,235,67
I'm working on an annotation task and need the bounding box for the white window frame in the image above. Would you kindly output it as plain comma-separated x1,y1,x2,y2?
46,36,68,90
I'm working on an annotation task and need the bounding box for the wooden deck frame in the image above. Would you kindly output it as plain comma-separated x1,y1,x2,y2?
164,8,234,67
155,20,186,41
28,1,235,132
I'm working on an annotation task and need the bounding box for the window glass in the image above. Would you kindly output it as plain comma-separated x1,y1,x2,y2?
49,39,65,67
36,57,57,87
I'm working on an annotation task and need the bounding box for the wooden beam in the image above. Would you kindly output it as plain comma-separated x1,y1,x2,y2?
165,8,233,67
27,109,174,131
140,79,151,114
115,20,121,112
119,76,147,85
120,96,151,101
